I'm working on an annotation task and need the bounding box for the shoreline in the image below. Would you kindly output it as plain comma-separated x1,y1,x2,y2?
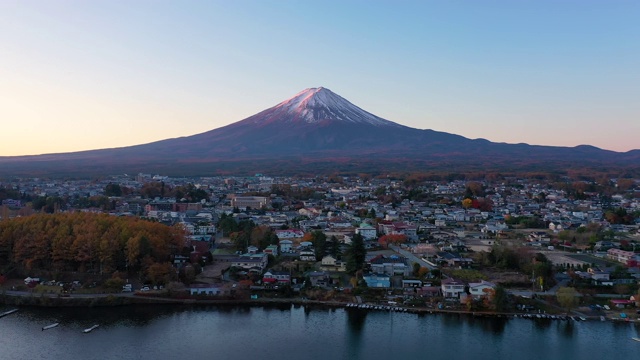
0,292,622,322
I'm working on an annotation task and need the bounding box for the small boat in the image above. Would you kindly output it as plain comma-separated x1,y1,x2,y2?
579,317,587,321
42,323,59,331
632,337,640,342
83,324,99,333
0,309,18,318
600,316,606,322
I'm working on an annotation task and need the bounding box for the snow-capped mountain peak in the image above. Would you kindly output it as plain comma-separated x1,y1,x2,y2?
248,87,402,127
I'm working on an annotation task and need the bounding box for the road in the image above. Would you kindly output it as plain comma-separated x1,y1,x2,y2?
2,289,137,299
389,244,436,270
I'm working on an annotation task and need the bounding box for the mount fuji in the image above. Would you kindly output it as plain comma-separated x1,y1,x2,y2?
239,87,401,127
1,87,639,176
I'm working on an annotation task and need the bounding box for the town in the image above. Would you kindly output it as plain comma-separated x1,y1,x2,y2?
1,173,639,321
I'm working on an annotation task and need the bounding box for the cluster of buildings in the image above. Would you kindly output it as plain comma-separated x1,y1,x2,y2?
2,174,640,302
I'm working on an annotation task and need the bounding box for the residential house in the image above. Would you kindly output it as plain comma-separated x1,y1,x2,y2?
377,221,418,241
607,248,638,265
247,246,259,254
588,267,613,285
363,273,391,288
262,270,291,285
416,286,441,298
276,229,305,240
436,252,474,268
355,223,377,240
394,222,418,241
279,240,293,253
528,231,551,243
468,280,496,299
368,255,411,276
299,250,316,262
320,255,346,272
441,278,466,298
298,207,321,217
308,271,330,287
231,253,269,272
189,284,223,296
264,245,279,256
402,279,423,288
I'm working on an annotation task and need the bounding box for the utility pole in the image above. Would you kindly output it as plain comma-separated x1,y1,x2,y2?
532,269,535,294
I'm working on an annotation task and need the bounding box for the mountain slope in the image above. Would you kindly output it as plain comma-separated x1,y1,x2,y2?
0,87,638,177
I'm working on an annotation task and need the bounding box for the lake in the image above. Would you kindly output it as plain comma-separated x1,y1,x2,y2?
0,304,638,360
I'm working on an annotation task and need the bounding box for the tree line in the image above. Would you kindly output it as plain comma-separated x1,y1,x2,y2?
0,212,188,278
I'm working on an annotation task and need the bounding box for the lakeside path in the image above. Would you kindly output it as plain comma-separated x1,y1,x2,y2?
2,289,138,300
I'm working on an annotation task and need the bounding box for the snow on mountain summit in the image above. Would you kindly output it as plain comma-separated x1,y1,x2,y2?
247,87,402,127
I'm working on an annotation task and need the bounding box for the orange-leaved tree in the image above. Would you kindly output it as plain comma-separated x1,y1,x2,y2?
378,234,407,248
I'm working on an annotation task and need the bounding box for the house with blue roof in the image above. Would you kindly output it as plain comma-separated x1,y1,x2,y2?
363,273,391,288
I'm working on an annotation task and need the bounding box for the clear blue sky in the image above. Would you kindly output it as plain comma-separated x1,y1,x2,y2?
1,1,638,156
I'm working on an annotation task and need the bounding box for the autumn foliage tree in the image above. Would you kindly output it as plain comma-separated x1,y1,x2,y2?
378,234,407,248
250,225,279,249
147,262,177,285
0,212,187,277
462,198,473,209
556,287,580,312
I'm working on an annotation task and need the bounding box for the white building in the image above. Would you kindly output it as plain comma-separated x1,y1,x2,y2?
468,280,496,299
355,223,377,240
441,278,466,298
279,240,293,253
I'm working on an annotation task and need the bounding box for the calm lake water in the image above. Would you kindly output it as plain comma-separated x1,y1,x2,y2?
1,304,639,360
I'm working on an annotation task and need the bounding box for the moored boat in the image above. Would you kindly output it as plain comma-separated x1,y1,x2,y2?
42,323,59,331
83,324,99,333
0,309,18,318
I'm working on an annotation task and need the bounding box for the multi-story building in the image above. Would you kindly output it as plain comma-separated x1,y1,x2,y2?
441,278,466,298
230,196,268,209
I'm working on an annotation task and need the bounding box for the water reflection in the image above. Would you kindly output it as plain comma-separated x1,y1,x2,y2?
346,309,367,334
303,304,332,317
465,315,507,335
262,303,292,312
533,318,553,331
15,304,172,330
2,306,637,360
559,321,574,338
441,313,463,327
346,310,366,360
